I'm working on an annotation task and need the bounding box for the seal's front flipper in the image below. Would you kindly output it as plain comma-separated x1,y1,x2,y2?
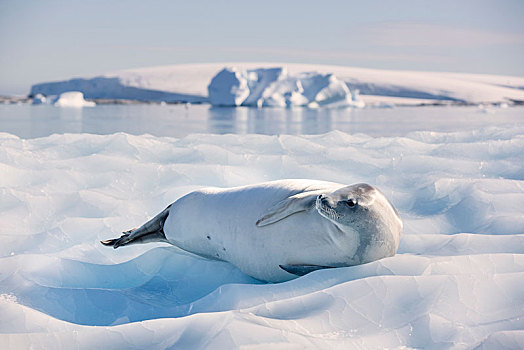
279,264,335,276
256,190,323,227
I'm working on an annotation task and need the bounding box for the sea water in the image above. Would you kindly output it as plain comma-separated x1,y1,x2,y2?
1,103,523,138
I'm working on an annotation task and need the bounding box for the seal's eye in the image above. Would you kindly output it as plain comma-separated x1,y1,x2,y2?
346,199,356,207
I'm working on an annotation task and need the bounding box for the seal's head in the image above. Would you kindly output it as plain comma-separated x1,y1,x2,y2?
316,183,402,262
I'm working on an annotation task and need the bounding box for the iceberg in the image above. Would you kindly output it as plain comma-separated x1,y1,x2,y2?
208,67,364,108
52,91,95,108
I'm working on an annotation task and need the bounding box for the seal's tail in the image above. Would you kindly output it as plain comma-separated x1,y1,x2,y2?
100,204,171,249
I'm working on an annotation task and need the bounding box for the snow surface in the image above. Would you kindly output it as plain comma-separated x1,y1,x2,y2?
30,63,524,105
207,67,364,108
1,123,524,348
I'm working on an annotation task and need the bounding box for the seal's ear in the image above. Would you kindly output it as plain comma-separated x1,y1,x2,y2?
256,190,323,227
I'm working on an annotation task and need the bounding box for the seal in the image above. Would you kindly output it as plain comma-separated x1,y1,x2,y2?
101,180,402,282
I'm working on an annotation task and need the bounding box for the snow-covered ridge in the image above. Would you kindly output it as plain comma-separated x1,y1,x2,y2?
29,63,524,106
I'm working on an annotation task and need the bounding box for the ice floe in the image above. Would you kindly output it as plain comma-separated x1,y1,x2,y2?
0,124,523,348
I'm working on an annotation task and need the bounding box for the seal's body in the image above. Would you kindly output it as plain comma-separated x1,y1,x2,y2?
102,180,402,282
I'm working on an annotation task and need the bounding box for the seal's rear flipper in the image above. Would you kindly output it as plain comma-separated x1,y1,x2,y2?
100,205,171,249
100,232,131,248
279,264,335,276
100,238,119,246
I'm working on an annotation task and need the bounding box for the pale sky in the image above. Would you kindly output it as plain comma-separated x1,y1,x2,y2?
1,0,523,95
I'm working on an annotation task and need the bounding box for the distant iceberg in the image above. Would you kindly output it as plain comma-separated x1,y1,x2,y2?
29,63,524,106
52,91,95,107
208,67,364,108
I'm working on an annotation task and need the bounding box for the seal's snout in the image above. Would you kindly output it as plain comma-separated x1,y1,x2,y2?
318,194,330,203
315,195,323,211
317,194,328,207
319,195,331,207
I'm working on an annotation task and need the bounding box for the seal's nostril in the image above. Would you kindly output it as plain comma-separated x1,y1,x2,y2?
317,195,322,200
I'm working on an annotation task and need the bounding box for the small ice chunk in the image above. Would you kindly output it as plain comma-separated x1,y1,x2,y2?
31,93,47,105
52,91,95,108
